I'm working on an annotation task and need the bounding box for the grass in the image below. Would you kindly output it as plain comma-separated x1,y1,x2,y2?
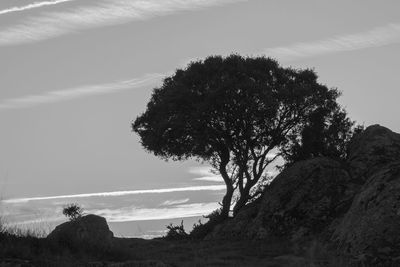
0,216,353,266
114,236,351,267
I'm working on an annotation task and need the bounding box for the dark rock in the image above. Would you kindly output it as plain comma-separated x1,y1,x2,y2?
329,125,400,264
210,124,400,265
252,158,353,240
332,161,400,261
47,214,114,252
205,200,259,240
347,124,400,180
209,157,354,240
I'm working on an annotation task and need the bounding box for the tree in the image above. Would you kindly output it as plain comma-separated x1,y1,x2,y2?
63,203,84,221
281,106,355,165
133,55,348,218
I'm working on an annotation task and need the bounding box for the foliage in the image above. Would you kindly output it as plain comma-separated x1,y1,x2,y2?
281,107,357,166
190,209,224,239
165,220,188,240
62,203,83,221
133,54,352,218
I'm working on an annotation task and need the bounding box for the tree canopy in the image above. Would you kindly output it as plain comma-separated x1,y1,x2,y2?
133,55,353,218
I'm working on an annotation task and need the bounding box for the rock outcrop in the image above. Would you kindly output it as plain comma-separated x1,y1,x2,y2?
252,157,355,240
209,157,355,240
47,214,114,252
333,126,400,263
347,124,400,180
208,124,400,264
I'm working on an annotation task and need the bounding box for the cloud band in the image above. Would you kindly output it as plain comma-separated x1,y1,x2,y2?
2,185,226,203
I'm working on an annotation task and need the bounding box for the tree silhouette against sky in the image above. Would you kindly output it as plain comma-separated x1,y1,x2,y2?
133,55,353,218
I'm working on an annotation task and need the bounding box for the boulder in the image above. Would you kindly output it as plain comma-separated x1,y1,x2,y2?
47,214,114,252
333,162,400,262
205,200,259,240
330,125,400,263
347,124,400,180
209,157,354,240
208,124,400,264
252,157,354,240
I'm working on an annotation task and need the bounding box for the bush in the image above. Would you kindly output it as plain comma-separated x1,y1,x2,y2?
190,209,224,239
164,220,188,240
62,203,83,221
281,107,359,167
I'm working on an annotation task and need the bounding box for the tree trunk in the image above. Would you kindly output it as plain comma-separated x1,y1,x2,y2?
221,183,234,218
233,188,249,216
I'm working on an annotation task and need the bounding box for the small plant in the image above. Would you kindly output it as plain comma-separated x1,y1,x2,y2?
62,203,83,221
190,208,224,239
165,220,188,240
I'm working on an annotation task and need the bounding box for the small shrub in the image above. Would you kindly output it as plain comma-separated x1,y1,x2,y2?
190,208,224,239
62,203,83,221
165,220,188,240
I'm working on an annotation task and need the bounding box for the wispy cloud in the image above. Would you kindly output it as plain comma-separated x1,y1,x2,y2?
0,73,163,110
194,176,223,182
189,166,224,183
0,0,245,46
93,202,219,222
160,198,190,206
0,0,76,15
264,23,400,61
9,202,219,224
2,185,225,204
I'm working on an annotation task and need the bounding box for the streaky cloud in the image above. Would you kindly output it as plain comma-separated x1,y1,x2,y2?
93,202,220,222
7,202,220,225
0,0,76,15
0,73,164,110
2,185,226,203
0,0,246,46
189,166,223,183
193,176,223,182
160,198,190,206
264,23,400,61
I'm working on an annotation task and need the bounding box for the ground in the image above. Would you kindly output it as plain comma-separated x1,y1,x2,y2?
0,234,348,267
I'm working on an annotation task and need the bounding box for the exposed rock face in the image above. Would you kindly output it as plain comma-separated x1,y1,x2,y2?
333,162,400,261
206,200,260,240
47,214,114,251
208,124,400,264
250,158,354,240
347,124,400,180
333,126,400,262
208,158,354,240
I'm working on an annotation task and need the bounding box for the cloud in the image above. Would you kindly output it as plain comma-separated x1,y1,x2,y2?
93,202,219,222
2,185,226,204
189,166,224,183
0,73,164,110
264,23,400,62
0,0,245,46
0,0,76,15
10,202,219,224
160,198,190,206
193,176,223,182
189,166,215,176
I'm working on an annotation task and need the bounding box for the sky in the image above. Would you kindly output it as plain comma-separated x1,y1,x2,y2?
0,0,399,237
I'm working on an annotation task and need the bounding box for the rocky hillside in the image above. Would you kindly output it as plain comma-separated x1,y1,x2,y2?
4,124,399,266
208,125,400,265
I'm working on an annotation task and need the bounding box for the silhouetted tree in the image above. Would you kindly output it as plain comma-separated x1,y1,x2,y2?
62,203,84,221
281,106,355,165
133,55,349,218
